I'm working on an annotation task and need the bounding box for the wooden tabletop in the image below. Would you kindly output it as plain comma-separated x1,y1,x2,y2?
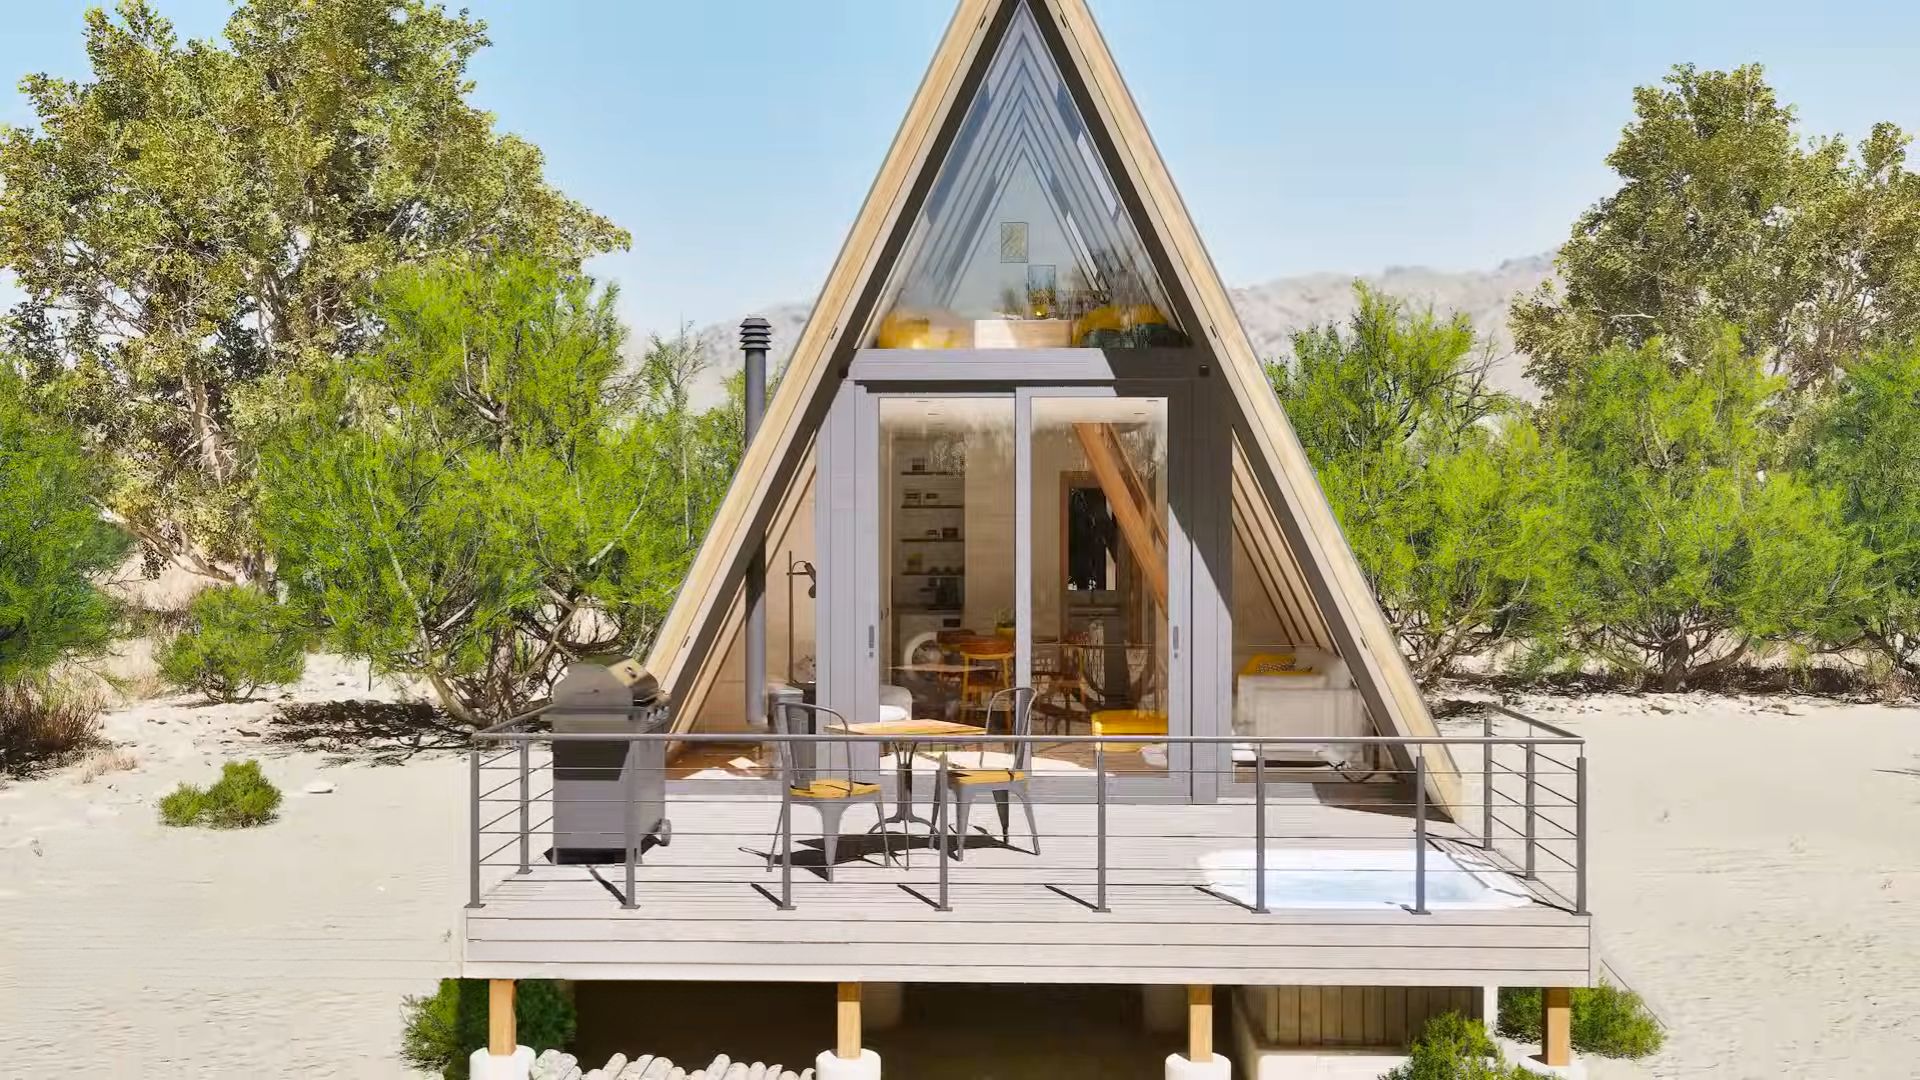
832,718,985,737
893,661,988,674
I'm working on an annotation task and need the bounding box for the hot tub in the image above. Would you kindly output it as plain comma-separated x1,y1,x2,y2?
1198,847,1532,910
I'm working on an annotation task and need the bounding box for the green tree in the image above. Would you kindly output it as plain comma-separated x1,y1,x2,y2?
0,0,629,581
0,370,130,686
1547,331,1865,688
1514,64,1920,395
1802,343,1920,679
258,259,736,723
1274,287,1572,679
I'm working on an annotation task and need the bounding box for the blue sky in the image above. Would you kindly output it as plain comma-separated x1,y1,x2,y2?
4,0,1919,338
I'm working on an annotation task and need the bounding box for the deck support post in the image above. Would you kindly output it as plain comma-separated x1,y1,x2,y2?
1188,985,1212,1061
1165,983,1230,1077
488,979,515,1056
837,981,862,1059
467,979,533,1080
1540,986,1572,1067
815,981,882,1079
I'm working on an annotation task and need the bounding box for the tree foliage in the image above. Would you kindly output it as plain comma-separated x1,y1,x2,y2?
0,0,629,580
258,259,737,723
1274,287,1573,679
0,372,130,687
1801,342,1920,676
1546,332,1865,688
1514,64,1920,395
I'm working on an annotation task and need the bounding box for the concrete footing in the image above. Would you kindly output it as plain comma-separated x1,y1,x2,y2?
1166,1052,1232,1079
815,1048,882,1079
468,1045,534,1080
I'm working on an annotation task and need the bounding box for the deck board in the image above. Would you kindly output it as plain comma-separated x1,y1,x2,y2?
463,788,1591,986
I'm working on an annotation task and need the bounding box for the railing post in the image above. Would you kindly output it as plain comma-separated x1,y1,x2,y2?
621,740,638,909
779,756,795,911
1575,753,1589,915
1094,740,1109,913
1410,753,1429,915
1524,742,1539,881
466,746,483,909
1253,749,1268,914
1482,711,1495,851
935,755,951,912
516,739,531,875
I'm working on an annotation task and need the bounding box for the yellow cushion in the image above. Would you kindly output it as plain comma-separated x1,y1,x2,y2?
789,779,879,799
1241,652,1317,676
1090,709,1168,737
950,768,1026,785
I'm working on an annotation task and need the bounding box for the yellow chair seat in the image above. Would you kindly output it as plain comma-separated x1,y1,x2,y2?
788,779,879,799
949,768,1026,785
1090,709,1168,737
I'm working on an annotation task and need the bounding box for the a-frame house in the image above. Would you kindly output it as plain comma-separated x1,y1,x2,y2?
461,2,1596,1074
644,0,1458,807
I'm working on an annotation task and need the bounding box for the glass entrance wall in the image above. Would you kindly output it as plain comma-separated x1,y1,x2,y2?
879,397,1018,723
870,1,1185,350
1028,396,1170,774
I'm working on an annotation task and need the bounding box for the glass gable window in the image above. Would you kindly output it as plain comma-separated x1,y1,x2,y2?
871,1,1186,350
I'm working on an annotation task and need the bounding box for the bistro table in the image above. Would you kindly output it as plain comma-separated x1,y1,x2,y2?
830,717,985,831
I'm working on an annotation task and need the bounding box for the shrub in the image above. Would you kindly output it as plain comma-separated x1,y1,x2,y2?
1381,1012,1529,1080
0,372,129,687
1498,984,1664,1059
77,745,139,783
400,978,575,1079
157,585,307,703
0,679,104,777
157,760,283,828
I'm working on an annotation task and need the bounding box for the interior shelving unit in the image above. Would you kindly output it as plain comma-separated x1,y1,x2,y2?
889,441,968,658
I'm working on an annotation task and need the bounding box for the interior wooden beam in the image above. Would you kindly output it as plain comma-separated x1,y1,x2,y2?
837,981,863,1060
1072,422,1168,608
1188,984,1213,1062
488,979,516,1056
1541,986,1572,1066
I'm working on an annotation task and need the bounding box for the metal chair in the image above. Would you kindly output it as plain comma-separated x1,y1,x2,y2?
765,701,899,881
934,686,1039,860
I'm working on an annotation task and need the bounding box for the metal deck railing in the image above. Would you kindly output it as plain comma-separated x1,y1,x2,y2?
463,705,1588,919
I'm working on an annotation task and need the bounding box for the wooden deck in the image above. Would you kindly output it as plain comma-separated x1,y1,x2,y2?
462,788,1592,987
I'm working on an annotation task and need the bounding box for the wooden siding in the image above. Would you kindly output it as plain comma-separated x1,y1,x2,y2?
1240,984,1483,1049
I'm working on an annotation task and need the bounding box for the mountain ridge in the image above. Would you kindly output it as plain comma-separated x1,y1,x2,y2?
665,253,1555,407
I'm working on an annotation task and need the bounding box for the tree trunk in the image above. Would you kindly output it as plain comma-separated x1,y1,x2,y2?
426,670,479,727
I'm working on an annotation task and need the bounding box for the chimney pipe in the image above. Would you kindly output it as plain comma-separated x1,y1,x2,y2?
741,317,771,731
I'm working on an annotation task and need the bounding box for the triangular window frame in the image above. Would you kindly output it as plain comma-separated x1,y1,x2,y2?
869,0,1187,351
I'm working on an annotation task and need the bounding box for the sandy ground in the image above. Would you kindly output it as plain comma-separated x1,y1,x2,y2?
1503,691,1920,1080
0,651,466,1076
2,665,1916,1077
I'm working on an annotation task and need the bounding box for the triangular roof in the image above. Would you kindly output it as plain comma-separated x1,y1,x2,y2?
643,0,1455,804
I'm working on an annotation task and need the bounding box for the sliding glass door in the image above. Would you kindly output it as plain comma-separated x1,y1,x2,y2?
1021,389,1188,798
835,382,1192,800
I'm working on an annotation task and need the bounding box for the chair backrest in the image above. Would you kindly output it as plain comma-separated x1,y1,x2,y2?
773,701,852,790
982,686,1036,772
